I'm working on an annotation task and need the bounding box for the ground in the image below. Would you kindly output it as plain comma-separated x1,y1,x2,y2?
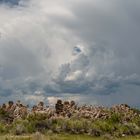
0,134,140,140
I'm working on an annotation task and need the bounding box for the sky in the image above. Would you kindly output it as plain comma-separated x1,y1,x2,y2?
0,0,140,107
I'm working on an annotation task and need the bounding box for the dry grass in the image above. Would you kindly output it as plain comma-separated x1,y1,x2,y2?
0,134,140,140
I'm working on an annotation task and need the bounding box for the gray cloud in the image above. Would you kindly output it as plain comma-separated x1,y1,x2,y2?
0,0,20,5
0,0,140,106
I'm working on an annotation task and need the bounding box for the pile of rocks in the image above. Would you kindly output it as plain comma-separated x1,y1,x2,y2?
0,100,140,123
55,100,64,115
0,100,28,123
76,106,109,120
110,104,139,122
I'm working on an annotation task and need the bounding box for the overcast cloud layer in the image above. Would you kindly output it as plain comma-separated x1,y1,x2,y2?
0,0,140,106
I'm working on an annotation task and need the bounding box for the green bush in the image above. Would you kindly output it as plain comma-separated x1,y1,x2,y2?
109,113,121,124
132,116,140,127
93,120,114,134
0,123,7,133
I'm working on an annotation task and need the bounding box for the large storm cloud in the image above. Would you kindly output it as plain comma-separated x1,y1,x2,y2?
0,0,140,106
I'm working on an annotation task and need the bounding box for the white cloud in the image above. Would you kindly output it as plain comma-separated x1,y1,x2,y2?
65,70,82,81
47,96,58,106
25,94,45,105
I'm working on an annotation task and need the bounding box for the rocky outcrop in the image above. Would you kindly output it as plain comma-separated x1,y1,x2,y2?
0,101,139,123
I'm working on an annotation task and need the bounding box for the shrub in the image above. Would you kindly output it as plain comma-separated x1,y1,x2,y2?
109,113,121,124
0,123,7,133
94,120,114,134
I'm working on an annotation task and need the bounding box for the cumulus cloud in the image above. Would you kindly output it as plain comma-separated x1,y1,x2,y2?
0,0,140,106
